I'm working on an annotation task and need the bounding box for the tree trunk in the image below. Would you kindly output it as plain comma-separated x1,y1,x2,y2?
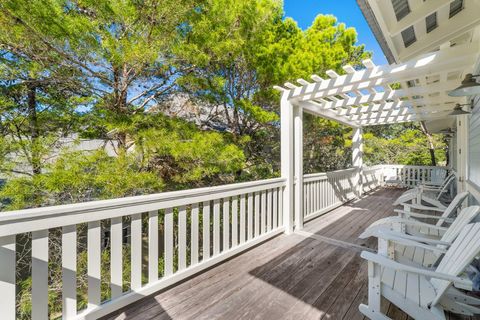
27,84,41,175
420,121,437,166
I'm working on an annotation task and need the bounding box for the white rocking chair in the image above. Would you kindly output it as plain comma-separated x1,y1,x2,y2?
360,206,480,268
362,192,469,240
359,222,480,320
393,173,456,209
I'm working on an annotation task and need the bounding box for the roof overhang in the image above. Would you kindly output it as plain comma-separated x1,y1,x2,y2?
358,0,480,64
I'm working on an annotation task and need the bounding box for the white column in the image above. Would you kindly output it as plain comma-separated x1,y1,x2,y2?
294,104,304,231
352,127,364,197
281,92,294,234
456,115,469,193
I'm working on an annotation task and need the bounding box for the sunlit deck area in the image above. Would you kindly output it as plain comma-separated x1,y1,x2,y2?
102,187,455,320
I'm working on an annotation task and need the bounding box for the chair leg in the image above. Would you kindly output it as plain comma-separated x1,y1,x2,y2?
359,304,392,320
368,261,382,311
360,264,391,320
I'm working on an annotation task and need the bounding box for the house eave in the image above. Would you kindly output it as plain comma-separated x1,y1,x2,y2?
356,0,397,64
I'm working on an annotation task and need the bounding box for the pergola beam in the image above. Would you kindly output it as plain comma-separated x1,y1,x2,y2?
299,101,360,128
350,108,454,122
317,79,460,110
359,113,454,126
335,100,457,117
285,43,477,102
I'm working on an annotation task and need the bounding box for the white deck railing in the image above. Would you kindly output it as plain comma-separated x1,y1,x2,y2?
0,178,285,320
0,164,449,319
302,168,358,222
382,164,449,187
362,165,385,193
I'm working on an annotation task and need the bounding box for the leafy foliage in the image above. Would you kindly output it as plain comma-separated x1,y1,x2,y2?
362,124,447,166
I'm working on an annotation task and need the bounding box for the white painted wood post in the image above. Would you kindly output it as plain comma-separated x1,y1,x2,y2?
281,91,294,234
32,230,49,319
456,114,469,193
352,127,364,198
294,103,304,230
0,235,16,320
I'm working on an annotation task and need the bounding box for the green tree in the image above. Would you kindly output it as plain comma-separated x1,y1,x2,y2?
0,0,202,150
0,7,87,175
363,123,447,166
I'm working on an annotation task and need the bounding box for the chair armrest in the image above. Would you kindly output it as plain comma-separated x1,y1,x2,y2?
403,203,445,212
400,219,449,231
369,229,448,254
419,186,442,192
358,217,448,239
361,251,472,290
394,209,454,223
423,182,443,187
376,229,451,247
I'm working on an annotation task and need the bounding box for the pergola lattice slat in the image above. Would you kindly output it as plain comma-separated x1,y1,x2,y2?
276,42,479,127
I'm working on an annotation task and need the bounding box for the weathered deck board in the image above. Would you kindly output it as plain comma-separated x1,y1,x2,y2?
103,188,479,320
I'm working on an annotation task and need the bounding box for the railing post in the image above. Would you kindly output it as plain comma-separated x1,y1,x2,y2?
0,235,15,320
352,127,364,198
281,91,294,234
294,104,304,230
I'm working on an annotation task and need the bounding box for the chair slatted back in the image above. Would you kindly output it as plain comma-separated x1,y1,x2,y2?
434,173,456,201
439,206,480,244
431,221,480,306
435,192,469,226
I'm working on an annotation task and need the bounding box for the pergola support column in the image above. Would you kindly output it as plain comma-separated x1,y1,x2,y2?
352,127,364,198
281,92,294,234
294,104,304,230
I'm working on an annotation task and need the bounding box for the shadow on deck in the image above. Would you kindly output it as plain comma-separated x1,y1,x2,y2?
103,188,474,320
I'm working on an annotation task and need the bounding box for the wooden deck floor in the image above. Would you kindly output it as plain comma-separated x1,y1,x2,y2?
103,188,476,320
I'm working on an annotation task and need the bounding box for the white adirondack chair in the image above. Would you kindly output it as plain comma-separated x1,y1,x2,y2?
393,173,456,209
362,192,469,240
360,206,480,268
359,222,480,320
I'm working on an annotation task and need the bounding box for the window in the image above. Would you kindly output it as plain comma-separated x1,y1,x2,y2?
426,12,438,33
449,0,464,18
391,0,410,21
401,26,416,48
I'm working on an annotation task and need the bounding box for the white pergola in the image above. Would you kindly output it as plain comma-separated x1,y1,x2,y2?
275,41,480,234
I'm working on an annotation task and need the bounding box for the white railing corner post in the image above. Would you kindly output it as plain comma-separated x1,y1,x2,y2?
281,92,294,234
352,127,364,198
0,235,16,320
294,103,304,231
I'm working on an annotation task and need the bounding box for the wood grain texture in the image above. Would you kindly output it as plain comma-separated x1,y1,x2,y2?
102,188,478,320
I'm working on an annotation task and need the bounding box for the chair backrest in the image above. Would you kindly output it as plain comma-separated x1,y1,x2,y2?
430,169,448,186
435,191,469,226
435,172,456,201
431,221,480,306
440,206,480,244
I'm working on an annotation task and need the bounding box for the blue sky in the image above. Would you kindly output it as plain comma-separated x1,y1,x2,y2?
283,0,387,65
